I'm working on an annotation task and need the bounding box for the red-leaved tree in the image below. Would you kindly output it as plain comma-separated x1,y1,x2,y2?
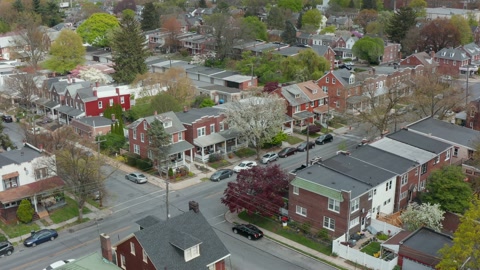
221,164,290,217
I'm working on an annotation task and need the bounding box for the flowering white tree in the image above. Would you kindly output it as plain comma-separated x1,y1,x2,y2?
400,203,445,232
223,94,286,159
79,67,110,84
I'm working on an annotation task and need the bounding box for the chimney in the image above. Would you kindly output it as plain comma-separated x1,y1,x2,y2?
93,89,97,97
100,233,113,262
189,201,199,213
96,81,100,87
115,87,120,95
67,75,71,84
183,106,188,113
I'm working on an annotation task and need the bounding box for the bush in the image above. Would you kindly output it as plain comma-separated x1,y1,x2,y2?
234,148,256,158
124,153,139,166
208,153,223,163
0,234,6,242
377,232,389,240
317,228,331,241
17,199,34,223
300,222,312,234
168,168,174,177
136,158,153,171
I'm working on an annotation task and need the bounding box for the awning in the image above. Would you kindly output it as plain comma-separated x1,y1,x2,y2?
168,140,194,155
2,171,19,179
194,133,226,148
0,176,65,204
293,111,315,120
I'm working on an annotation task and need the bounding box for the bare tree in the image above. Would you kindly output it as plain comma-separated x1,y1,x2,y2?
13,13,50,69
204,13,248,60
223,94,287,159
4,71,40,109
408,72,464,119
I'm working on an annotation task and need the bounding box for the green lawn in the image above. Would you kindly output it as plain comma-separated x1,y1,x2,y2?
361,241,381,256
238,211,331,255
0,220,40,239
208,160,231,169
49,196,91,224
285,135,303,145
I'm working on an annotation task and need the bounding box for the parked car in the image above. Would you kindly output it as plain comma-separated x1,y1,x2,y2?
261,152,279,164
0,241,14,256
43,259,75,270
315,134,333,145
2,115,12,123
23,229,58,247
232,224,263,240
210,169,233,182
233,161,257,173
296,141,315,152
278,147,296,158
339,63,352,70
125,172,148,184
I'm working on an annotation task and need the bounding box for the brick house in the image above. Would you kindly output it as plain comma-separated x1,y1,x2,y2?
458,42,480,65
70,116,113,138
380,42,401,64
175,107,242,162
289,153,397,238
127,111,194,170
434,47,470,75
465,97,480,130
311,45,337,69
399,51,438,71
316,68,360,113
112,204,230,270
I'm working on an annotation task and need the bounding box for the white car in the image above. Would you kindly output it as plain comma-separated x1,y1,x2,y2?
233,161,257,173
43,259,75,270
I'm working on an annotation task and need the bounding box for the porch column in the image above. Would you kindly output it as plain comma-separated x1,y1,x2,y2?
189,149,193,169
224,141,227,155
32,195,38,212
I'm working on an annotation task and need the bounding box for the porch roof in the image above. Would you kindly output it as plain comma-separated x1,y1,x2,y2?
35,98,50,106
293,111,315,120
168,140,194,155
44,100,60,109
346,95,369,104
218,129,240,140
57,106,85,117
0,176,65,204
194,133,226,148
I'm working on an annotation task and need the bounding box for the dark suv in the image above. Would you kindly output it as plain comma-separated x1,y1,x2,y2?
315,133,333,145
0,241,14,256
2,115,12,123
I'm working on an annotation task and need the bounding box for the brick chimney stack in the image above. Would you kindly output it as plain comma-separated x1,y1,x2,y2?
100,233,113,262
96,81,100,87
115,87,120,95
183,106,188,113
93,89,97,97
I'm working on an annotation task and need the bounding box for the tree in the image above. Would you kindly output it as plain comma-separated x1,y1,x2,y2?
99,132,126,155
141,2,160,31
301,9,322,33
409,72,464,119
320,25,336,34
450,15,473,45
76,13,119,47
204,13,245,60
78,67,110,84
420,18,461,53
280,49,330,81
4,71,40,109
198,0,207,8
147,118,171,169
278,0,302,12
39,126,110,222
12,0,24,12
113,0,136,15
40,1,64,27
150,92,183,113
17,199,35,223
266,6,286,30
223,94,286,159
437,197,480,269
422,166,473,214
110,10,150,84
13,12,49,70
162,16,182,53
221,164,290,216
200,98,215,108
32,0,41,14
43,30,85,74
365,10,392,36
400,203,445,232
408,0,427,18
242,16,268,41
235,51,284,84
385,7,417,43
281,20,297,45
362,0,377,9
352,36,384,64
354,9,378,34
103,104,124,123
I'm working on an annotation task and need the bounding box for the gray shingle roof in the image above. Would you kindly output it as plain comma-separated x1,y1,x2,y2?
0,144,42,166
407,117,480,150
136,215,161,229
435,47,469,61
146,111,186,134
133,211,230,270
281,84,310,106
387,129,451,154
175,107,222,125
74,116,112,127
350,145,418,174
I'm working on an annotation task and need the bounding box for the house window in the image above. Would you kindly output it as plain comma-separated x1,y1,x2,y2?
185,244,200,262
351,198,359,213
470,108,476,117
163,121,172,128
197,127,206,137
453,61,456,66
328,198,340,212
98,101,103,109
120,254,126,269
312,89,317,94
219,122,225,131
420,180,426,190
134,144,140,154
375,82,379,88
415,167,419,176
133,129,137,139
349,217,359,229
296,205,307,217
335,101,340,108
311,101,315,107
322,86,328,93
400,191,408,200
434,156,440,165
210,124,215,134
141,133,145,143
109,98,114,106
130,242,135,255
336,89,340,96
293,186,299,195
446,149,451,160
326,77,329,83
147,150,152,159
373,189,376,195
143,249,147,263
421,163,427,175
305,103,309,108
35,168,48,180
296,105,301,112
3,177,19,190
121,96,125,104
323,216,335,231
368,190,373,200
453,147,459,157
386,180,392,191
178,132,183,141
401,174,408,186
332,78,336,84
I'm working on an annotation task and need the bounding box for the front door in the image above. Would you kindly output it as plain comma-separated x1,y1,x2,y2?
361,217,366,231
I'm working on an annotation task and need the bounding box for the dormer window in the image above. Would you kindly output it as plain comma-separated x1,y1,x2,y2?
450,53,454,57
326,77,329,83
312,89,317,94
184,244,200,262
295,94,300,98
441,52,446,56
163,121,172,128
349,75,355,84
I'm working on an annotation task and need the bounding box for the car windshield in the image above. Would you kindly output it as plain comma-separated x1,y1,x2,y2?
137,174,145,178
319,135,325,140
263,154,271,158
299,143,306,147
238,163,246,167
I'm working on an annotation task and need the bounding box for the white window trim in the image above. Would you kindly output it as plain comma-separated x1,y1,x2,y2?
130,242,135,255
349,217,359,229
323,216,335,231
98,101,103,109
121,96,125,104
296,205,307,217
121,254,126,269
197,127,206,137
293,186,299,195
143,249,147,263
445,149,451,160
351,198,359,213
328,198,340,213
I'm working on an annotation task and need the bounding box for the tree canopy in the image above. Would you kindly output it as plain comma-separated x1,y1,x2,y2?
278,0,303,12
266,7,286,30
147,118,171,166
110,10,150,84
43,29,85,74
76,13,119,47
141,2,160,31
221,164,290,216
281,20,297,45
301,9,322,32
400,203,445,232
352,36,384,64
408,0,427,17
421,165,473,214
385,7,417,44
450,15,473,45
242,16,268,41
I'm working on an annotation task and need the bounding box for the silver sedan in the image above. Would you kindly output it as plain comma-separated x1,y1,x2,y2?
125,172,148,184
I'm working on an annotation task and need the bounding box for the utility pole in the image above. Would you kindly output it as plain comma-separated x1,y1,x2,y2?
306,119,310,166
94,135,106,207
466,67,470,107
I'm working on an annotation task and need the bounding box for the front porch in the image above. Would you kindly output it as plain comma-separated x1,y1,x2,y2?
56,105,85,125
158,140,195,173
292,111,315,132
193,129,244,162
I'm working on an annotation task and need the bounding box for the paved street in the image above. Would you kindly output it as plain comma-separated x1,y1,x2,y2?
0,134,359,270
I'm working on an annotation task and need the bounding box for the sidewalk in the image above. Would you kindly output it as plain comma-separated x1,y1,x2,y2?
225,211,353,270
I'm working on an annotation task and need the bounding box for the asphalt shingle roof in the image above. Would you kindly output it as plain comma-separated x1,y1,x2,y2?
175,107,222,125
387,129,451,154
350,145,418,174
133,211,230,270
